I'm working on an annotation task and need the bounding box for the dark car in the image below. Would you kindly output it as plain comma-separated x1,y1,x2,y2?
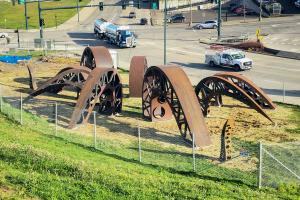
167,14,185,23
140,18,148,25
233,7,256,15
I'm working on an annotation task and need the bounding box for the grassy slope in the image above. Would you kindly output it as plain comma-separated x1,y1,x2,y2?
0,109,299,199
0,0,90,29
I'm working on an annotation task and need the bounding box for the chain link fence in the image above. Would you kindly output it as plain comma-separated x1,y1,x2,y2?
258,142,300,189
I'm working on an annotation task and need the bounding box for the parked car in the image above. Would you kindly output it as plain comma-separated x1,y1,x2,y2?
167,14,185,23
129,11,136,18
140,18,148,25
0,32,8,38
193,20,218,29
233,7,256,15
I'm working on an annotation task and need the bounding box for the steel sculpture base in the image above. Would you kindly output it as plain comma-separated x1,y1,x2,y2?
129,56,148,97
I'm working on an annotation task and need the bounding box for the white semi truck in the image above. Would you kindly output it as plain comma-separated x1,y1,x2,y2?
205,49,253,71
94,18,137,48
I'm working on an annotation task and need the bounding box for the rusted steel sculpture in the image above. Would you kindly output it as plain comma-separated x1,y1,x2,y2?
26,64,37,90
69,68,122,129
220,119,234,162
129,56,148,97
80,46,113,69
142,65,212,148
195,76,273,123
214,72,275,109
30,66,91,97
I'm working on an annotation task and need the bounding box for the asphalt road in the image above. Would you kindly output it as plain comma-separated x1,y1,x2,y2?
1,5,299,104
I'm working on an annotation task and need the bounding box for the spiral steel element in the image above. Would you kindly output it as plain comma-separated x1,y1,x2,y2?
195,76,273,123
30,66,91,97
80,46,113,70
69,68,122,129
129,56,148,97
142,65,212,148
214,72,275,109
220,119,234,162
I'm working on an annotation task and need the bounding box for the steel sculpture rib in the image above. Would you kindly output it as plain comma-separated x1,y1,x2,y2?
68,67,122,129
195,76,273,123
30,66,91,97
129,56,148,97
80,46,113,70
142,65,212,148
214,72,275,109
26,64,37,90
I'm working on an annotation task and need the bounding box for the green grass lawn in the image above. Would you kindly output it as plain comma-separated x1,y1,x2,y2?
0,98,299,199
0,0,90,29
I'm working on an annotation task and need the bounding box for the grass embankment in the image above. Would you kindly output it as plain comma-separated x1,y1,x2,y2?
0,101,299,199
0,0,90,29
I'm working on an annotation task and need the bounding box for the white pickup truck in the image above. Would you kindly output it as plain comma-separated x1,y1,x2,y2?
205,50,252,71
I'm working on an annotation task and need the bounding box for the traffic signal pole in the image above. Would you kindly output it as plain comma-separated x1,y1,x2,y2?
164,0,167,65
24,0,28,30
38,0,43,39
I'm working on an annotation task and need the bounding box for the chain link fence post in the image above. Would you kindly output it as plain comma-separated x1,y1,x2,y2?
258,141,262,189
0,95,2,113
20,93,23,125
282,82,285,103
55,102,58,136
93,111,97,149
192,132,196,172
138,124,142,162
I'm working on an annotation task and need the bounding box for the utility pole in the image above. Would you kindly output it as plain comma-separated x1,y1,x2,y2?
189,0,193,27
24,0,28,30
38,0,43,39
163,0,167,65
243,0,246,23
77,0,80,22
217,0,221,40
259,0,262,22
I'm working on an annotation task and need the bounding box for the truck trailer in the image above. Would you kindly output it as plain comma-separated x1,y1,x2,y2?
94,18,137,48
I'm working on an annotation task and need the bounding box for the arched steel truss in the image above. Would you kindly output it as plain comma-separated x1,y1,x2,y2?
30,66,91,97
69,68,122,129
80,46,113,70
195,76,273,123
26,64,37,90
129,56,148,97
214,72,275,109
142,65,212,148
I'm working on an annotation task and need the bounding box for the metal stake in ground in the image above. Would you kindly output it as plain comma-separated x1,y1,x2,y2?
93,111,97,149
138,124,142,162
0,96,2,113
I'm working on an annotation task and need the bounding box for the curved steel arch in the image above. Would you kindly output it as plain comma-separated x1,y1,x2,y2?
26,64,37,90
69,67,122,129
214,72,275,109
195,76,273,123
30,66,91,97
142,65,211,148
129,56,148,97
80,46,113,70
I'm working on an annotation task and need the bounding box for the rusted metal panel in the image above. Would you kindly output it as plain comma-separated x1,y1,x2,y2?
129,56,148,97
80,46,113,70
195,76,273,123
69,67,122,129
26,64,37,90
214,72,275,109
30,66,91,97
142,65,212,148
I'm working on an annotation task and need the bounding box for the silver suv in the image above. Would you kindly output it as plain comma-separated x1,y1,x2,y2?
193,20,218,29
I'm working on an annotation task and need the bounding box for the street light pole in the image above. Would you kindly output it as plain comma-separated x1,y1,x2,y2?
77,0,80,22
259,0,262,22
25,0,28,30
38,0,43,39
189,0,193,27
217,0,221,40
243,0,246,23
163,0,167,65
